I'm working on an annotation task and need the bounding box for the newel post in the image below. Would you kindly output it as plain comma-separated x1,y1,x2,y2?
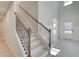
27,28,31,57
49,28,51,56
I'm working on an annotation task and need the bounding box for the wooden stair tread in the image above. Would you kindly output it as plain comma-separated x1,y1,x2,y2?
0,21,15,57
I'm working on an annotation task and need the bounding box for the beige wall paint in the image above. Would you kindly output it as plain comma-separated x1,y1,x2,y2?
20,1,38,20
18,1,38,35
4,2,23,57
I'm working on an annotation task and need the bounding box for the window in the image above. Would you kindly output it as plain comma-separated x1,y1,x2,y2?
64,22,72,34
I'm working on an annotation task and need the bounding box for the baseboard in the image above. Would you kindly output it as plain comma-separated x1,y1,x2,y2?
59,37,79,42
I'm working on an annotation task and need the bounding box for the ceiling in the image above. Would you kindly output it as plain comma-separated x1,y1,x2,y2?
0,1,12,20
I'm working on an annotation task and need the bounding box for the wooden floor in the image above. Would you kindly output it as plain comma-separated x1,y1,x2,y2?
0,20,14,57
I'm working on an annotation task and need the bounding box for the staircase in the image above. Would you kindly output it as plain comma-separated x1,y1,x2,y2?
31,33,50,57
15,16,50,57
15,4,52,57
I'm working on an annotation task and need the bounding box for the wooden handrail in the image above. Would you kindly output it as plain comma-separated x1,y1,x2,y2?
19,5,50,32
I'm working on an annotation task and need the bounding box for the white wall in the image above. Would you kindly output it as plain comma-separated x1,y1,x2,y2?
50,2,79,57
20,1,38,20
38,1,59,47
38,1,59,28
59,2,79,41
4,2,23,56
18,1,38,35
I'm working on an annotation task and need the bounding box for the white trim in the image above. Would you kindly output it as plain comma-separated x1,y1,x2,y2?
14,30,28,57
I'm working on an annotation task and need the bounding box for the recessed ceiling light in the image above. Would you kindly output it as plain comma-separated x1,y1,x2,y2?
64,1,73,7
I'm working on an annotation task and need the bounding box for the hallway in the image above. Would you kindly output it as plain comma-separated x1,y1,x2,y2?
1,1,79,57
0,20,14,57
